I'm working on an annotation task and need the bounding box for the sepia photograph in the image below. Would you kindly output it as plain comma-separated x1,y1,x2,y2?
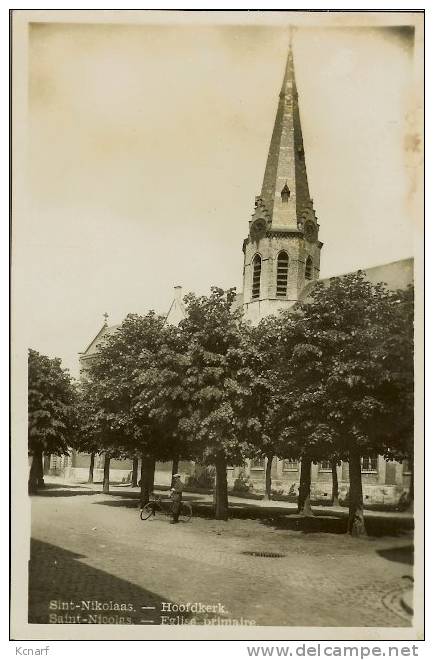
10,9,424,641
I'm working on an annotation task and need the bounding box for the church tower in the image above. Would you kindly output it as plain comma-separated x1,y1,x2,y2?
242,38,323,323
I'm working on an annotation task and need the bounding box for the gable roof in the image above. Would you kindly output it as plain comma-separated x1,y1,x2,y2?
165,288,186,326
80,324,120,358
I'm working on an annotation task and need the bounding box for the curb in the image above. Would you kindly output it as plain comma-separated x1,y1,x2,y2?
400,588,414,616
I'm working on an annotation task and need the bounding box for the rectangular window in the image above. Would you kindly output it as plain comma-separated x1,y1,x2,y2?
361,456,378,473
402,459,412,475
283,459,298,472
319,461,332,472
250,457,265,470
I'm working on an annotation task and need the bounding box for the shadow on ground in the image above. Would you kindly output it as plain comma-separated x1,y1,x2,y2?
30,486,99,498
257,509,414,538
38,483,414,538
39,482,88,490
29,539,178,625
376,545,414,565
96,496,413,538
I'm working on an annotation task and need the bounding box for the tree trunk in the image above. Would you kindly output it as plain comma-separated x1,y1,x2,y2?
87,453,95,484
140,454,156,508
28,449,43,494
212,472,217,509
131,457,139,487
298,458,314,517
348,448,367,537
214,452,229,520
331,460,340,506
148,457,155,493
37,452,45,487
264,454,273,500
171,456,179,480
408,457,414,512
102,454,110,494
43,454,51,475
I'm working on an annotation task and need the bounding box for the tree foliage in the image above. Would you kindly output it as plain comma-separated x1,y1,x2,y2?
79,312,170,460
269,273,414,532
73,273,413,527
28,349,78,456
28,349,78,492
178,287,254,467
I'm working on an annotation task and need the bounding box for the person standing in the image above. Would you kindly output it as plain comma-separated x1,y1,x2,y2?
170,473,184,524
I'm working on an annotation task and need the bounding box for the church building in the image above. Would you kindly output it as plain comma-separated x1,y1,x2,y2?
52,38,413,508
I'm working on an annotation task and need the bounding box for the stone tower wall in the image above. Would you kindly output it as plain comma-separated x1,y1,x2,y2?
242,232,321,324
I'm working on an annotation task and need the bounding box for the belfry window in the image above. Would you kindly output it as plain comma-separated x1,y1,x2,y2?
305,256,313,280
251,254,261,300
276,251,289,297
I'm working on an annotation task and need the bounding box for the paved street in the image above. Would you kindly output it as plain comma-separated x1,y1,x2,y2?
29,480,414,628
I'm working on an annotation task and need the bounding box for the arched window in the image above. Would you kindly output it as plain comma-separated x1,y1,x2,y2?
305,255,313,280
276,251,289,297
251,254,261,300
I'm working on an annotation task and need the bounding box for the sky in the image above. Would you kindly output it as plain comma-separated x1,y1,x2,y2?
21,19,417,376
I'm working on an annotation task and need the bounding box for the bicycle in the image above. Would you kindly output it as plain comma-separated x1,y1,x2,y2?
139,494,192,523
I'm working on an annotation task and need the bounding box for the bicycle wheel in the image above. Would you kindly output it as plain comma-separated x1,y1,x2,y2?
140,503,155,520
180,502,192,523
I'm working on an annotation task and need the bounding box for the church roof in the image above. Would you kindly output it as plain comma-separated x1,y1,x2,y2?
299,257,414,302
80,323,120,359
259,37,315,231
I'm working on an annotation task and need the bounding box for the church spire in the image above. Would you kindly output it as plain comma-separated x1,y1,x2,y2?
259,35,313,230
242,33,322,324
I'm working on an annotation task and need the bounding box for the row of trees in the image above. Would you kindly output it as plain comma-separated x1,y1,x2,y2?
28,272,414,536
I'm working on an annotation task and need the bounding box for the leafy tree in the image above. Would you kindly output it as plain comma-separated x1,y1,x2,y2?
134,323,193,482
246,313,335,513
76,375,126,494
371,284,414,506
178,287,254,520
244,306,323,514
246,315,286,499
80,312,181,503
279,273,414,535
28,349,78,493
73,381,102,484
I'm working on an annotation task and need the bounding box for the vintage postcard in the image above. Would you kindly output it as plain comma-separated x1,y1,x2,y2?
11,9,424,641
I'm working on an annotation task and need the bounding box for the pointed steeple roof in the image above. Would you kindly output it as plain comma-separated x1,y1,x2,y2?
259,35,314,230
